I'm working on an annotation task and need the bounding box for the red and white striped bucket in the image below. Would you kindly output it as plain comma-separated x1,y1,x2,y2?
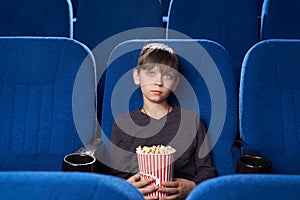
137,151,175,198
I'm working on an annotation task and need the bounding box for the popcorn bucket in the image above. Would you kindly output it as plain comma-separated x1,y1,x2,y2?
137,151,175,198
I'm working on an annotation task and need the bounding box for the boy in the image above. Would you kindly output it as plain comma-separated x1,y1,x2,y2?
110,43,215,199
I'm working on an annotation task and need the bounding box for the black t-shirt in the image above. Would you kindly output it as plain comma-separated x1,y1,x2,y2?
109,106,216,184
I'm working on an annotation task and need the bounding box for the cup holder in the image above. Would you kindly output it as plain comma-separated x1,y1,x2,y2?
236,154,272,174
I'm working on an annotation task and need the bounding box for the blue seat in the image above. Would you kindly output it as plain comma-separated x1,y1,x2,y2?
74,0,165,127
0,171,144,200
166,0,259,80
70,0,79,18
99,39,238,176
239,39,300,174
255,0,264,17
0,0,73,37
255,0,265,33
0,37,97,171
74,0,164,50
186,174,300,200
160,0,171,18
261,0,300,40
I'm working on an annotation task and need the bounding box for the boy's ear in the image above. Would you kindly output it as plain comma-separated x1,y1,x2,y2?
133,69,140,85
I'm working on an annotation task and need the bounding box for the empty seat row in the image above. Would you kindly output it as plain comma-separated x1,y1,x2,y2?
1,0,299,87
1,171,299,200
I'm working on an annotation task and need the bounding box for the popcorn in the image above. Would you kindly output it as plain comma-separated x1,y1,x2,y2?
136,145,176,154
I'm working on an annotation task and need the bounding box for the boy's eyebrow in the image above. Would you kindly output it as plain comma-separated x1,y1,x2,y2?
140,63,177,72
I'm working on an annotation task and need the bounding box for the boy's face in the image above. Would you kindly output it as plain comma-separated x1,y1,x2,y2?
133,64,179,104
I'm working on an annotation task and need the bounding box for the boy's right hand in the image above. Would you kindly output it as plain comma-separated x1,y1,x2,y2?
127,173,158,200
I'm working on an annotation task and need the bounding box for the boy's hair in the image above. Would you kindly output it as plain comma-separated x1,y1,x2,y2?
137,43,179,72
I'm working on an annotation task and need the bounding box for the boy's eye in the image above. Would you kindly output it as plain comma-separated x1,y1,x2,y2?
163,74,174,80
147,71,156,77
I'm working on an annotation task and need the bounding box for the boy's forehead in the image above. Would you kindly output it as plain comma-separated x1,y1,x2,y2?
145,55,174,65
142,63,175,70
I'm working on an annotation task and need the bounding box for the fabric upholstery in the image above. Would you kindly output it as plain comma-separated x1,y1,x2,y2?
186,174,300,200
255,0,264,16
239,39,300,173
166,0,259,81
74,0,164,50
160,0,171,17
100,39,238,175
261,0,300,40
0,0,73,38
74,0,164,122
0,37,97,171
0,171,144,200
71,0,79,18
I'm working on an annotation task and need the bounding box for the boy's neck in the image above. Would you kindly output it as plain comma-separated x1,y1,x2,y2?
141,103,172,120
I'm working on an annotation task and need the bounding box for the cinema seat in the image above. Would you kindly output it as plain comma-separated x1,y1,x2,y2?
0,0,73,37
0,172,144,200
74,0,163,50
99,39,239,175
74,0,165,123
186,174,300,200
239,39,300,173
0,37,97,171
166,0,259,81
260,0,300,40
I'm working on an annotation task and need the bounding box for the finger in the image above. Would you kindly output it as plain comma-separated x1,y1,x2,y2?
134,178,155,188
158,187,178,194
127,174,140,183
140,185,159,195
161,181,179,188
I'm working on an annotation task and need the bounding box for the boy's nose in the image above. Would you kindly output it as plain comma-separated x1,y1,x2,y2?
153,73,163,85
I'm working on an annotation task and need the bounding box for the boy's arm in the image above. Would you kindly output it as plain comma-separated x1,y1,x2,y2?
109,121,135,179
192,120,216,184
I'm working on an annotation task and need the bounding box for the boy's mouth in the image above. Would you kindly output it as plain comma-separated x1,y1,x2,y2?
150,90,162,95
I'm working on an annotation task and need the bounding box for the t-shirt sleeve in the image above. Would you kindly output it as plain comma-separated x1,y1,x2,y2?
192,119,216,184
109,121,135,179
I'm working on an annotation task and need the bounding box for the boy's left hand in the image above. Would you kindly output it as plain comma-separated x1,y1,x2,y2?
158,178,196,200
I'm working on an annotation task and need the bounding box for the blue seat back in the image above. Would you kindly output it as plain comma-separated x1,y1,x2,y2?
167,0,259,80
71,0,79,18
0,172,144,200
240,39,300,173
261,0,300,40
0,37,96,170
74,0,165,125
100,39,238,175
186,174,300,200
0,0,73,37
74,0,164,50
160,0,171,17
